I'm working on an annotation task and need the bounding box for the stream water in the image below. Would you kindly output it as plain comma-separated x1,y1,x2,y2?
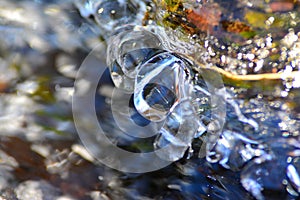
0,0,300,200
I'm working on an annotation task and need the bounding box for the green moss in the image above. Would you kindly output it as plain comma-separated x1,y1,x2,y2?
245,10,300,30
240,30,256,39
270,54,280,61
35,109,72,121
40,125,68,136
163,0,181,12
245,11,268,28
131,140,154,152
10,63,21,73
31,76,55,103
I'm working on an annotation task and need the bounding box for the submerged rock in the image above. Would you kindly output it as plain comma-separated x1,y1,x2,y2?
15,180,61,200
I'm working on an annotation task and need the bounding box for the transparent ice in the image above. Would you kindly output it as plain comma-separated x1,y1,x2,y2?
154,99,200,161
132,51,216,161
94,0,138,32
107,26,164,92
134,52,192,122
98,2,300,197
106,27,225,162
75,0,146,38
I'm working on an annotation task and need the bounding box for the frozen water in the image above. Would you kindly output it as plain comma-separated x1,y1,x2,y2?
107,28,226,162
134,52,193,122
99,3,300,197
108,35,215,161
94,0,138,32
154,99,200,161
111,88,163,138
75,0,147,37
107,26,164,92
74,0,97,18
132,52,216,161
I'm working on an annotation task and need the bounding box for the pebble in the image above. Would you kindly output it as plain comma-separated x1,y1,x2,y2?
15,180,61,200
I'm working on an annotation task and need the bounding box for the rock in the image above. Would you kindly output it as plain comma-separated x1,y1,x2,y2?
0,149,18,191
15,180,61,200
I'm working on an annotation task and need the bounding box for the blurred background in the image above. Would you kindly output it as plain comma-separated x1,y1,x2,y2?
0,0,300,200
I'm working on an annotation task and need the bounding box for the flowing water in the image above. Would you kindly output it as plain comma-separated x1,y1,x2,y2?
0,0,300,200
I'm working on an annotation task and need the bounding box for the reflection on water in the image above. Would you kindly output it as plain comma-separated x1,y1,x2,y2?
0,0,300,199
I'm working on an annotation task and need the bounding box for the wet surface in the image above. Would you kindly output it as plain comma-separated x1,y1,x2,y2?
0,0,300,199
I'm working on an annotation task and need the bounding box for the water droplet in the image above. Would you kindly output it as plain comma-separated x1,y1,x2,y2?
94,0,138,33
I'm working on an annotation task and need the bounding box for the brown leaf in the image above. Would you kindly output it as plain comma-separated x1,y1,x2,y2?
186,3,221,33
221,20,252,33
